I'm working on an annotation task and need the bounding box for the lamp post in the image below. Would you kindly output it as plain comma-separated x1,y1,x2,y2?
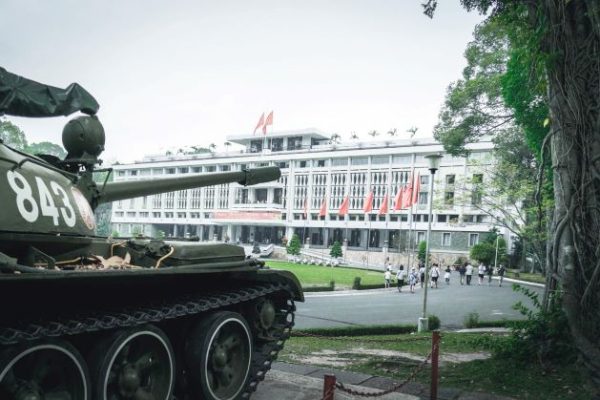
418,153,443,333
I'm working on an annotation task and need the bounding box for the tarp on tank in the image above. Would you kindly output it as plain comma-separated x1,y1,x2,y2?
0,67,99,117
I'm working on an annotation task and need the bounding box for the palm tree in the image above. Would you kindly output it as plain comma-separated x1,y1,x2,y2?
350,131,359,140
367,130,379,138
209,143,217,152
224,141,231,152
387,128,397,137
407,126,418,138
330,133,341,144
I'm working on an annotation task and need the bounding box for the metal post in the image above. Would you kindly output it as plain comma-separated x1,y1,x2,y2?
323,374,336,400
494,234,500,271
431,330,440,400
419,169,436,332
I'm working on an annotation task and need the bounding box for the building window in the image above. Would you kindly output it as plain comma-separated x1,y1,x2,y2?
191,167,202,173
296,160,309,168
471,190,482,206
418,192,428,205
351,157,368,166
287,136,302,150
205,166,216,172
444,192,454,206
331,157,348,167
437,214,447,223
445,174,455,185
250,140,262,152
178,167,189,174
442,232,451,246
152,212,161,218
420,175,429,186
316,159,327,167
129,170,138,176
275,161,289,169
166,168,176,175
152,168,163,175
416,231,425,245
469,233,479,247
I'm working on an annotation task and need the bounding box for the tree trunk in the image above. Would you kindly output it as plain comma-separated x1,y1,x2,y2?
541,0,600,394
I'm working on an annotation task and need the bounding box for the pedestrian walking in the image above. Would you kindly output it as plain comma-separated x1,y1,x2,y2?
497,264,506,287
478,263,486,285
419,264,426,288
396,265,406,292
409,267,418,293
459,263,466,285
466,262,474,285
444,266,451,285
487,264,494,285
384,269,392,288
430,264,440,288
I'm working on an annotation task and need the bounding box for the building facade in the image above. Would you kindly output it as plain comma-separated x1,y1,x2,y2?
110,129,510,264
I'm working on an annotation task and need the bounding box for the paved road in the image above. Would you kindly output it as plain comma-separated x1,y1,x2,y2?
294,278,542,329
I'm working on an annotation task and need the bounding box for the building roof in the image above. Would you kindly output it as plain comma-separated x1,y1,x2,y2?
226,128,329,144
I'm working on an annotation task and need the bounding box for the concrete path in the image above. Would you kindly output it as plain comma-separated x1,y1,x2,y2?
253,362,516,400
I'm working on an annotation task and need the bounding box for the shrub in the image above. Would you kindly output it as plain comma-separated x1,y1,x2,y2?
287,234,301,255
493,284,575,364
428,314,441,330
329,280,335,290
294,324,418,337
418,241,427,263
352,276,361,290
330,241,343,258
464,312,480,328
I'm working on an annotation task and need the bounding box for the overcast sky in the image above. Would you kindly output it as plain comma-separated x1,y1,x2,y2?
1,0,483,163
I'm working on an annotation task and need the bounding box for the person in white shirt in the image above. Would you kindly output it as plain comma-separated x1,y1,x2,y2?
409,267,418,293
478,264,486,285
466,262,474,285
419,264,426,288
384,269,392,288
444,266,451,285
396,265,406,292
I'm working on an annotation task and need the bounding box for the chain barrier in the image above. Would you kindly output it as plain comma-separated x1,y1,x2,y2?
335,343,437,397
318,333,442,398
293,331,431,343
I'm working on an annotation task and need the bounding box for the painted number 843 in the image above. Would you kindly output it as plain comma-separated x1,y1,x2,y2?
6,170,77,227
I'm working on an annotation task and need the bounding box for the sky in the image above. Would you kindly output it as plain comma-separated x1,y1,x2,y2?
1,0,483,163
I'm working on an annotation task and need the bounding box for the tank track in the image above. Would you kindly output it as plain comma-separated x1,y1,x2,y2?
0,282,296,399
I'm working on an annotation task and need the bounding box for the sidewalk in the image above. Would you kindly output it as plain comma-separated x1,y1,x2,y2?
253,362,516,400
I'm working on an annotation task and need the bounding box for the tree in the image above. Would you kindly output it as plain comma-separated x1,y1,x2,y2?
25,141,67,158
0,119,28,150
386,128,397,137
407,126,419,138
423,0,600,392
330,133,341,144
286,234,301,256
209,143,217,152
367,130,379,139
417,241,427,263
350,131,359,140
329,241,343,258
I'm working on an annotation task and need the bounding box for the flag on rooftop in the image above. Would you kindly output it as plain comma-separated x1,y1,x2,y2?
253,112,265,135
263,110,273,135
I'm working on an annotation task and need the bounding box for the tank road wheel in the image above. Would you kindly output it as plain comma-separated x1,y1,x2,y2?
91,325,175,400
251,298,278,340
0,340,90,400
186,312,252,400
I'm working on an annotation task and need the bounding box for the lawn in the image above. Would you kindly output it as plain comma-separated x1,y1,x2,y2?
507,269,546,284
265,260,385,289
278,332,594,399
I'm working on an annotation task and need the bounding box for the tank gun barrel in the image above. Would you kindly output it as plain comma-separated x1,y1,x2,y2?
97,166,281,205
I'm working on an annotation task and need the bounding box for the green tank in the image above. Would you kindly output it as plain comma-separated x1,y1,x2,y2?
0,67,303,400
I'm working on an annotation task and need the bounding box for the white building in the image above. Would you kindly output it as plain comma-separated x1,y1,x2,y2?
110,129,511,265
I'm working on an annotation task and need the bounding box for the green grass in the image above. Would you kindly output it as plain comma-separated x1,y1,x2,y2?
279,332,594,399
266,260,385,288
507,270,546,284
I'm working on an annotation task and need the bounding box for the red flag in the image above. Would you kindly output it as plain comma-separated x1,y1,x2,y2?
394,186,404,210
401,175,414,209
303,198,308,219
319,198,327,217
253,112,265,135
363,191,374,213
338,195,349,216
262,110,273,135
412,172,421,205
378,194,389,215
